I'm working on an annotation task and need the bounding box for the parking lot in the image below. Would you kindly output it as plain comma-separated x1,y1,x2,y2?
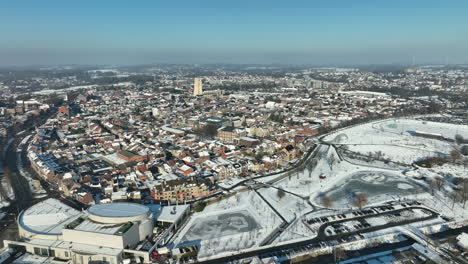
304,201,433,240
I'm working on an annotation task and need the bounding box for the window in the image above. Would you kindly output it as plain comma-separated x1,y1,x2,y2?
103,257,107,263
34,247,40,255
41,248,48,256
65,251,69,258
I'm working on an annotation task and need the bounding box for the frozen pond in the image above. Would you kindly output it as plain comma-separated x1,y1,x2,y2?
180,210,259,243
316,171,421,208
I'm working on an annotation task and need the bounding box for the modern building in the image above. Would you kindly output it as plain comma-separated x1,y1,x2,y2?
4,199,159,264
193,78,203,96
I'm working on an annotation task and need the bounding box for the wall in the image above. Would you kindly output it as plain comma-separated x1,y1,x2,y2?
63,229,124,249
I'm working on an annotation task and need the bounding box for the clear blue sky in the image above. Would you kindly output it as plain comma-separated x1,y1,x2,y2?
1,0,467,66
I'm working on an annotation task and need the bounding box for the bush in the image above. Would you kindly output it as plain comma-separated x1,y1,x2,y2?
453,177,467,186
415,156,447,168
193,202,207,212
461,145,468,156
277,189,286,199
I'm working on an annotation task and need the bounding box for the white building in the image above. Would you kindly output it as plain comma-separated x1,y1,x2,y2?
4,199,157,264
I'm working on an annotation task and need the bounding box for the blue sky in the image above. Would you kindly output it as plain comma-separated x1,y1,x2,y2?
0,0,467,65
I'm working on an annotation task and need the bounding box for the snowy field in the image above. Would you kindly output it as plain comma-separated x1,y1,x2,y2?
325,118,468,164
258,187,313,222
273,145,349,198
315,171,422,208
180,210,259,242
173,190,283,260
326,119,468,144
273,118,467,209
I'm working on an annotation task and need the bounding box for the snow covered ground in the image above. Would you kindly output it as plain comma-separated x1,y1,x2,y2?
217,176,246,189
171,117,468,261
257,188,312,222
325,118,467,164
173,190,283,260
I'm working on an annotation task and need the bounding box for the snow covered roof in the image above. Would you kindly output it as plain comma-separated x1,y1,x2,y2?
19,198,82,236
88,202,149,218
457,232,468,249
153,204,190,223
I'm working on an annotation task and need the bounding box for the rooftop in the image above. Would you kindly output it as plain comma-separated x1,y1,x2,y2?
72,218,124,235
87,202,149,219
153,204,190,223
19,198,82,236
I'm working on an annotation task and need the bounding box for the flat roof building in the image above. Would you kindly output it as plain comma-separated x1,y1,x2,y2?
4,199,159,264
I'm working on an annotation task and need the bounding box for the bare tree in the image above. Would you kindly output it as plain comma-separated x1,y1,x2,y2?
450,191,460,209
374,150,384,160
329,154,336,170
334,247,347,263
277,189,286,200
322,195,333,208
428,179,437,195
450,149,462,162
434,176,444,191
353,193,368,209
461,182,468,209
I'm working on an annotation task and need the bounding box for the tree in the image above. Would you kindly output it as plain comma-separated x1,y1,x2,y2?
434,176,444,191
450,149,462,162
461,181,468,208
428,179,437,195
455,134,465,145
193,201,207,212
328,154,336,170
450,191,460,209
352,193,368,209
334,247,347,263
322,195,333,208
277,189,286,200
194,123,218,139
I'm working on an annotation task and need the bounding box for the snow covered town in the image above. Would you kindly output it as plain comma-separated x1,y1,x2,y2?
0,65,468,264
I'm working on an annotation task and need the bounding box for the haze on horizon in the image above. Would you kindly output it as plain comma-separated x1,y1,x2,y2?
1,0,467,66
